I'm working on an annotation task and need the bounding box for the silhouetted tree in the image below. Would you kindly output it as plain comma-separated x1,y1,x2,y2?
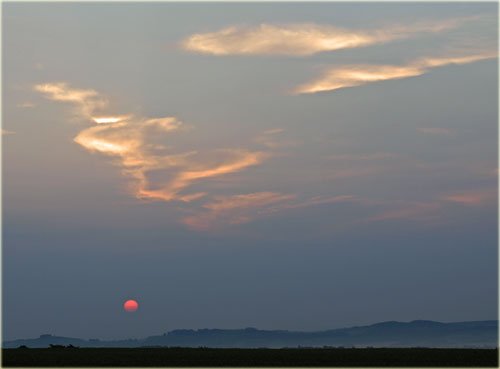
49,344,65,349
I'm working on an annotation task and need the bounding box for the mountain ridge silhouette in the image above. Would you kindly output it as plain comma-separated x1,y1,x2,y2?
4,320,497,348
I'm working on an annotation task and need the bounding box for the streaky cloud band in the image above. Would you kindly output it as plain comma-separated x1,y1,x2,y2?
292,51,497,94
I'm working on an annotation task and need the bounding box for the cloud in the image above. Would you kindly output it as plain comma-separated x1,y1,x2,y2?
262,195,356,215
182,192,296,230
1,129,15,136
34,82,108,118
366,188,496,224
181,17,473,56
92,115,131,124
293,51,496,94
35,82,268,204
441,189,496,206
366,201,442,223
17,102,36,108
135,149,268,202
416,53,498,68
254,128,299,149
181,192,356,231
294,64,424,94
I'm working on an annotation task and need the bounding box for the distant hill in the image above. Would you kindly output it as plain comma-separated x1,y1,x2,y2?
3,320,498,348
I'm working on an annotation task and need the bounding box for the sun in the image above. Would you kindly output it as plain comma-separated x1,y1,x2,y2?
123,299,139,312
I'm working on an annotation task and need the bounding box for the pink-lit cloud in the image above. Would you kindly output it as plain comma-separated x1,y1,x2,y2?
365,188,496,225
441,189,496,206
182,192,296,230
262,195,357,215
181,193,356,231
367,202,442,222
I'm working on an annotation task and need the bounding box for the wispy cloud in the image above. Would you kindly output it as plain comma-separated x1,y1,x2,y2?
254,128,299,149
182,193,355,230
441,189,496,206
262,195,356,215
365,187,496,224
1,129,15,136
367,202,442,222
182,192,295,230
181,17,473,56
135,149,268,202
293,51,496,94
34,82,108,118
17,102,36,108
35,82,268,204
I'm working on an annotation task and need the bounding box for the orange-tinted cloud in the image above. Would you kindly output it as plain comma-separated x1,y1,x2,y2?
136,149,267,202
293,51,496,94
35,82,268,204
295,64,425,94
1,129,15,136
182,18,471,56
34,82,108,118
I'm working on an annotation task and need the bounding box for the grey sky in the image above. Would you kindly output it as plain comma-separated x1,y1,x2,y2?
2,2,498,340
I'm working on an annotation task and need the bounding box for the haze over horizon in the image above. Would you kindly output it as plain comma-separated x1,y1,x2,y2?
3,319,497,347
2,2,498,342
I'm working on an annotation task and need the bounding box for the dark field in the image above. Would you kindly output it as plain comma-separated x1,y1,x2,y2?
2,347,498,367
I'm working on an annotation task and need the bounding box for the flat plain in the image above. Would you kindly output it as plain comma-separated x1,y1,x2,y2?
3,347,498,367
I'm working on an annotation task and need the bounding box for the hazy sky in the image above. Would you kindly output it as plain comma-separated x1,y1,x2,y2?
2,2,498,341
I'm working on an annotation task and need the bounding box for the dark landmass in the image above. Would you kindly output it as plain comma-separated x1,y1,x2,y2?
3,347,498,367
3,320,497,349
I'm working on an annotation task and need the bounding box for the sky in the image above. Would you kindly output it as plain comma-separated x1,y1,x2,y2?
2,2,498,341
